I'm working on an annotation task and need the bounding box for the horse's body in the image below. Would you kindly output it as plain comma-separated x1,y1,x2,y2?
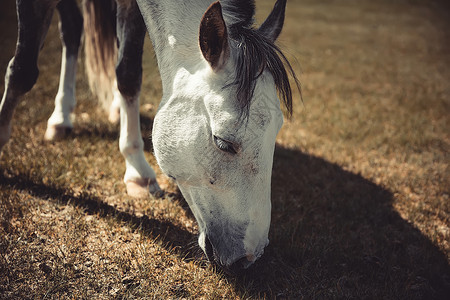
0,0,297,270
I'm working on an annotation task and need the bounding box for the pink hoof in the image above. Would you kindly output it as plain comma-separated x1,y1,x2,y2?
126,178,162,198
44,125,72,141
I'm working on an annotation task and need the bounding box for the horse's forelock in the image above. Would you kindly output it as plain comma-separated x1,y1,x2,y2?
220,1,299,119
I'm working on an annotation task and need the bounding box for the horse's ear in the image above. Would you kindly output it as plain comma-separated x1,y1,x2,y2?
257,0,287,42
199,1,229,71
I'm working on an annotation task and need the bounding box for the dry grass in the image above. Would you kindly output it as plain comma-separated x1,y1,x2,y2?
1,0,449,298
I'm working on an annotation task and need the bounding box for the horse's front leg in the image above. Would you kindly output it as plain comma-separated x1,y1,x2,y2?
45,0,83,140
0,0,57,150
116,1,160,197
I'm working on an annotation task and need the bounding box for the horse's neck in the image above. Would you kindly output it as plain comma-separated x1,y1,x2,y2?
139,0,214,96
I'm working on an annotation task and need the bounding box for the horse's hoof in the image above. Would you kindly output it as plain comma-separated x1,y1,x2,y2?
149,181,165,197
44,125,72,141
126,178,162,198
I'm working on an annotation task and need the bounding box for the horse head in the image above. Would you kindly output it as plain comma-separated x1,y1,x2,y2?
151,0,297,271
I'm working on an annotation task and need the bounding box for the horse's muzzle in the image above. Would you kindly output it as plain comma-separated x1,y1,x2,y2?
203,234,256,274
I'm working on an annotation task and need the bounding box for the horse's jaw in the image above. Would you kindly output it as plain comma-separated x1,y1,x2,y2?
177,181,271,269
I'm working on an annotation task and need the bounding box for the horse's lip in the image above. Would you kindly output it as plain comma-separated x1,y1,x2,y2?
240,255,256,269
222,255,256,275
203,235,258,274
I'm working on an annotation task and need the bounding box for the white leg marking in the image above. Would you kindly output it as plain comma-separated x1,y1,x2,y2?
45,47,77,140
119,93,160,197
0,94,12,151
0,59,18,151
108,80,121,124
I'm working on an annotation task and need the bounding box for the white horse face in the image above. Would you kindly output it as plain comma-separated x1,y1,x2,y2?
152,1,294,270
154,66,283,268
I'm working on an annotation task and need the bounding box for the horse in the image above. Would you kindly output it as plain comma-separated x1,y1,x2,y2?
0,0,299,271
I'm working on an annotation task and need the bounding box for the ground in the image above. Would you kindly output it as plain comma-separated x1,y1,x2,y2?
0,0,449,298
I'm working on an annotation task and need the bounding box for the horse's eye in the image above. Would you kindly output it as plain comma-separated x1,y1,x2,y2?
213,136,237,154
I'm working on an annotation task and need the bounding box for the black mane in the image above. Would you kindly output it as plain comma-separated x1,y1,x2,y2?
221,0,300,118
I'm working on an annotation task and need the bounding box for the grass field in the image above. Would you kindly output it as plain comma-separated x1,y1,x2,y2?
1,0,449,298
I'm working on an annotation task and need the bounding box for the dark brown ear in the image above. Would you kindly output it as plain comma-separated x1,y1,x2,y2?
257,0,287,42
199,1,229,70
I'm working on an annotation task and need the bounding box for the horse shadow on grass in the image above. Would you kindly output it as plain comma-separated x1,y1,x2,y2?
229,145,450,299
1,122,449,299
